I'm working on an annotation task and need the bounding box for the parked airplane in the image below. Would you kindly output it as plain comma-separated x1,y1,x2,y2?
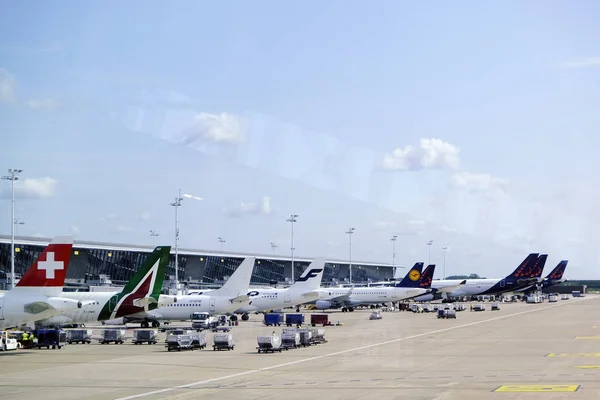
235,258,326,317
414,253,547,301
35,245,176,328
517,260,568,293
313,262,435,312
117,257,256,326
0,235,91,330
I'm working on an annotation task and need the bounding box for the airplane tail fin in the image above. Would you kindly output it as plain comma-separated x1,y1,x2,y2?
16,235,74,296
289,257,326,293
120,246,172,297
419,264,435,289
211,257,256,299
505,253,539,281
394,262,424,288
547,260,568,280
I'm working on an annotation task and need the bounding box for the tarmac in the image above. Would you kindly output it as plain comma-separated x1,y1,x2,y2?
1,295,599,400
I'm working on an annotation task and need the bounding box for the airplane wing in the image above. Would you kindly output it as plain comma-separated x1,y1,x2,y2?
435,280,467,293
23,297,87,314
300,290,322,300
327,287,354,302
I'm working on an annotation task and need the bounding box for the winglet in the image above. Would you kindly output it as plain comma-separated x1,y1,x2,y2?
17,235,74,288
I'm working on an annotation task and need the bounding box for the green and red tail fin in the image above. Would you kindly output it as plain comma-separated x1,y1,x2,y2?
99,245,171,321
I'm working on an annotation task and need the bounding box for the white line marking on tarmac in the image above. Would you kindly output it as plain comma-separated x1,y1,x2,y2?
116,296,597,400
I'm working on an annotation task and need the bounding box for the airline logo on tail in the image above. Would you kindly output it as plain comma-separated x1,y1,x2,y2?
296,269,324,282
98,246,171,320
409,269,421,281
548,261,568,280
419,265,435,288
17,236,73,288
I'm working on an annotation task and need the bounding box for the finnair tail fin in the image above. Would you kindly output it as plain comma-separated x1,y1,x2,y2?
546,260,568,281
15,235,74,297
289,258,325,293
419,264,435,289
394,262,424,288
211,257,256,300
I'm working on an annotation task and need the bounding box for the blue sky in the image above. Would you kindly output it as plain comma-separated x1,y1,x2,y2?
1,1,599,279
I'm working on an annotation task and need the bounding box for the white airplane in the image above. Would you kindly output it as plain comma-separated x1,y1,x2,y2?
234,258,326,318
0,235,91,330
412,253,547,301
35,246,177,328
313,263,435,312
114,257,256,326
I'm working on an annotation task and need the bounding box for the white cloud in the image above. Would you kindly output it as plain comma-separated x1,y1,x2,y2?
184,112,245,144
561,57,600,68
226,196,272,217
450,172,509,194
0,68,16,103
381,138,460,171
70,225,81,235
27,98,60,110
373,220,396,230
0,177,57,199
138,211,151,221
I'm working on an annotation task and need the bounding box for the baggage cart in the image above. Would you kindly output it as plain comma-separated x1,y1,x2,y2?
369,311,382,320
100,329,126,344
133,329,158,345
491,303,500,311
548,295,558,303
281,332,300,350
308,328,327,344
191,332,207,349
1,331,18,351
472,304,485,311
67,329,93,344
257,335,282,353
264,313,283,326
166,334,194,352
35,328,67,349
285,313,304,327
445,310,456,319
310,314,328,326
213,333,235,351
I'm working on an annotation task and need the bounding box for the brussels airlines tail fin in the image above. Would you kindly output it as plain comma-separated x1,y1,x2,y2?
504,253,539,282
15,235,74,297
546,260,568,281
394,262,424,288
99,246,172,320
419,264,435,289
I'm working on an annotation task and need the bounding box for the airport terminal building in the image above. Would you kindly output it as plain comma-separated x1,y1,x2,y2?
0,235,394,291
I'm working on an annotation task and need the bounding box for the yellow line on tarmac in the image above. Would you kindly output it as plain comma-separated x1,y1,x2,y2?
493,385,580,392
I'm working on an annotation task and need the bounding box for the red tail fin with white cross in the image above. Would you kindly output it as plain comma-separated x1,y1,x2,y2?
16,235,74,289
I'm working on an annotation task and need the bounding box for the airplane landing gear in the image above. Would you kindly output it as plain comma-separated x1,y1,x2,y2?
241,313,249,321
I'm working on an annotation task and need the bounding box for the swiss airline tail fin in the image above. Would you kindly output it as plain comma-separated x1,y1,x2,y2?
15,235,74,296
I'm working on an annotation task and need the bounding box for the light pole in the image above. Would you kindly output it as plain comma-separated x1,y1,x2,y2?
2,168,22,288
286,214,298,282
218,237,226,251
441,246,448,279
346,227,355,284
270,242,277,255
149,230,158,247
170,190,202,294
390,235,397,276
14,218,25,236
427,240,433,264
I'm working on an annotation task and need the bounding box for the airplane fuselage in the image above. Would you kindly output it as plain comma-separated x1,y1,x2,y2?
132,294,249,321
235,287,321,313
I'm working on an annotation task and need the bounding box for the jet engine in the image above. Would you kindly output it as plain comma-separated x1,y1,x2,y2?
315,300,333,310
413,294,434,302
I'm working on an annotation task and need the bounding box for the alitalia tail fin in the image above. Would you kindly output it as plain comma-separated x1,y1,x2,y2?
121,246,171,296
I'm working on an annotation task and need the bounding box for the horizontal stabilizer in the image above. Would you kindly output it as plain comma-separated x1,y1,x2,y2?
229,294,249,303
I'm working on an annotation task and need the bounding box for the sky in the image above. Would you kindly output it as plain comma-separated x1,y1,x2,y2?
1,1,600,279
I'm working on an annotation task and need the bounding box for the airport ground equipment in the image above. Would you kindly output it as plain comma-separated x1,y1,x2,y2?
264,313,283,326
410,304,423,313
257,335,282,353
491,303,500,311
133,329,158,345
310,314,328,326
191,312,219,331
369,311,382,320
308,327,327,343
285,313,304,326
66,329,93,344
281,332,300,350
35,328,67,349
548,295,558,303
454,304,466,311
100,329,126,344
472,304,485,311
166,334,194,352
211,325,231,333
437,309,456,319
213,333,235,351
191,332,207,349
0,331,18,351
561,294,569,300
283,328,313,347
526,295,543,303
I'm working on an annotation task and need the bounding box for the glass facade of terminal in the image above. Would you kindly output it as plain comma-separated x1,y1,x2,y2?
0,241,391,289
